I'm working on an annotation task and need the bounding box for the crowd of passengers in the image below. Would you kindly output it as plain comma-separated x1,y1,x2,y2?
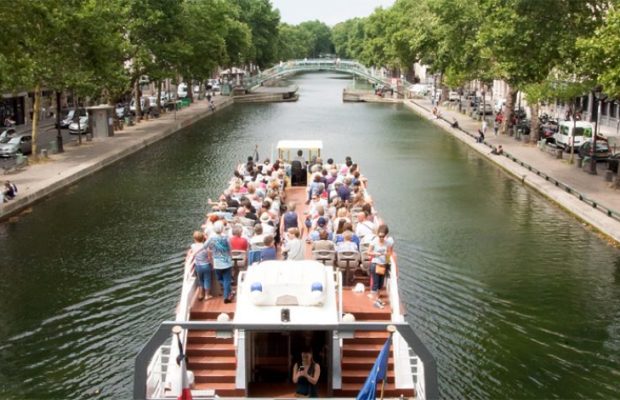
187,153,394,306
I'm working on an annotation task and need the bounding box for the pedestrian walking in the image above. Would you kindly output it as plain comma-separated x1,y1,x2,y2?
482,119,488,135
493,119,499,136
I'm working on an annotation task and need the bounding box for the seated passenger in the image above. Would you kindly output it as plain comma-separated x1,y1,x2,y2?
334,223,360,250
354,212,375,241
230,225,249,251
282,227,305,261
336,230,358,252
250,224,266,249
312,230,335,251
260,235,277,261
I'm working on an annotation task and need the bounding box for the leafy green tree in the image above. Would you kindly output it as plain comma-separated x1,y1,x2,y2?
298,20,334,58
232,0,280,68
577,6,620,99
276,23,313,60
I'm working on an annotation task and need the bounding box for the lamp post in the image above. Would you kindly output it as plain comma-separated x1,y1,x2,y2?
55,91,64,153
590,86,606,175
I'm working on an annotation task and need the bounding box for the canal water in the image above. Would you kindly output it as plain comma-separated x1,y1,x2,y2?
0,73,619,399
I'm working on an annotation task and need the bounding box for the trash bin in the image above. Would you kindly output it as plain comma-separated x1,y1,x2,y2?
49,140,58,154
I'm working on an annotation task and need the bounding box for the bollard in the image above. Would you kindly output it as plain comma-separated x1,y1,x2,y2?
605,170,614,182
556,149,563,159
41,149,48,158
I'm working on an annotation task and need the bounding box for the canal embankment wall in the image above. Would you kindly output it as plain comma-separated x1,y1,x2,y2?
404,99,620,246
0,97,234,221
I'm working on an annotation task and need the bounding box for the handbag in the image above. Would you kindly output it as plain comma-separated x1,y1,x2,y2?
375,264,386,275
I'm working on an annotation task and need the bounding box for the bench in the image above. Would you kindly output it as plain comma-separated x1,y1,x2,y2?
2,155,28,175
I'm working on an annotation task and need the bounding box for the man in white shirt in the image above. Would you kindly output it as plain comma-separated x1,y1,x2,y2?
355,212,375,241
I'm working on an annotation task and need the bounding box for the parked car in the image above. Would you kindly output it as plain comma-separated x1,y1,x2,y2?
579,139,611,161
448,91,460,101
207,79,221,92
177,83,188,98
56,108,86,129
408,84,429,96
0,134,32,157
0,127,16,141
69,116,89,135
554,121,594,149
474,103,493,116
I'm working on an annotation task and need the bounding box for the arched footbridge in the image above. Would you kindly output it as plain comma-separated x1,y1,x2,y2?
242,59,408,91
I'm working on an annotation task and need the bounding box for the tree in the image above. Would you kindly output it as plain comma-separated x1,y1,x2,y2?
297,20,334,58
232,0,280,68
577,6,620,99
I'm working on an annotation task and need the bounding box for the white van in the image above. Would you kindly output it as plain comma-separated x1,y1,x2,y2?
554,121,594,149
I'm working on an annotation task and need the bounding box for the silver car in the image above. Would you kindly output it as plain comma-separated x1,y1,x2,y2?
68,116,89,135
0,134,32,157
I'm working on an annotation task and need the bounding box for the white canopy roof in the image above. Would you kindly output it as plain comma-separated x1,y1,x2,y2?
276,140,323,151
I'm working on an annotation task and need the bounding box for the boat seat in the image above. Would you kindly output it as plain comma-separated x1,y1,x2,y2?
313,250,336,266
232,250,248,270
360,243,371,273
336,250,361,285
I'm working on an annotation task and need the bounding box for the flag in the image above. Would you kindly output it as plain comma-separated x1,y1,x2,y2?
356,335,392,400
176,334,193,400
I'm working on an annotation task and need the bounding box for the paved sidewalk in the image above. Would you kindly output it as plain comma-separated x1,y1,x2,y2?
405,98,620,245
0,95,233,220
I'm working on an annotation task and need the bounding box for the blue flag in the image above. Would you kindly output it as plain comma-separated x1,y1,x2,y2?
356,335,392,400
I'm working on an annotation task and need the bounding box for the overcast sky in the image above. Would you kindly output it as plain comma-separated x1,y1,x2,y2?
271,0,396,26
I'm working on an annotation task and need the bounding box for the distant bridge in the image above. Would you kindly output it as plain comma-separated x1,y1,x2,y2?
242,59,408,91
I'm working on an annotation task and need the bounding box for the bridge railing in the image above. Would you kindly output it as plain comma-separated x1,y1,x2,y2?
241,59,400,91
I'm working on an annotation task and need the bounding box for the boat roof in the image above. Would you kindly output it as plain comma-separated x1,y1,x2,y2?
276,140,323,151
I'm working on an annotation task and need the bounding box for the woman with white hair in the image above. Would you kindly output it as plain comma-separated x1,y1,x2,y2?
206,221,234,303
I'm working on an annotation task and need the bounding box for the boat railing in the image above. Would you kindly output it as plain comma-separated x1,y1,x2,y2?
161,254,197,397
335,269,343,322
387,252,403,320
134,321,439,400
144,344,171,399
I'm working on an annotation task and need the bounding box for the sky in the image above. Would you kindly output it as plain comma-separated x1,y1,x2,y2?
271,0,396,26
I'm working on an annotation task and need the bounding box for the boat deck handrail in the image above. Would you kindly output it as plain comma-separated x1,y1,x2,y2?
134,321,438,400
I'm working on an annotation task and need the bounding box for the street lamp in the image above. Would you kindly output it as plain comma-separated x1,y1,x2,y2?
590,85,606,175
55,91,64,153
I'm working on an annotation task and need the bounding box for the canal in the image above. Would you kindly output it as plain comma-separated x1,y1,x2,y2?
0,73,619,399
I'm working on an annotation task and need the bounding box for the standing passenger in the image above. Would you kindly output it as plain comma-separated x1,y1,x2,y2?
207,221,234,303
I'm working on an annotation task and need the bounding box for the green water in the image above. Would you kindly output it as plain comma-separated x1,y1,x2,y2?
0,72,619,399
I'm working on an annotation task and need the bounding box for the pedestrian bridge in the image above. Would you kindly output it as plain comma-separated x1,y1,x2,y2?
243,59,403,91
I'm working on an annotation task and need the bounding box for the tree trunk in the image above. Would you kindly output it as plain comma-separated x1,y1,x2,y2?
440,73,448,104
188,79,194,103
530,102,540,143
31,84,41,159
134,80,142,123
502,85,517,135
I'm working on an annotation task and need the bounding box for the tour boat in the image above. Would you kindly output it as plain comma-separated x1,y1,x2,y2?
133,140,438,399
